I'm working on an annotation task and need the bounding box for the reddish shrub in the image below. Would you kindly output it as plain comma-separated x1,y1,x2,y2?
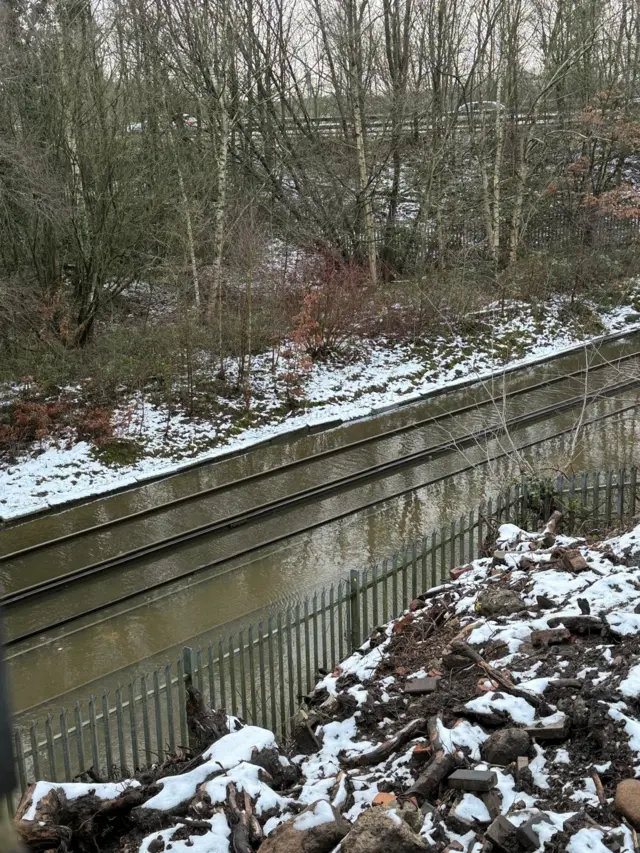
291,253,369,359
76,407,115,445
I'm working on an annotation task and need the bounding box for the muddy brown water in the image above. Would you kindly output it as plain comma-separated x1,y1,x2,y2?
3,335,640,719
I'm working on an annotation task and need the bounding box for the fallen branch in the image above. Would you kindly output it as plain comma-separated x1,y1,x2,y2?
406,713,459,804
341,718,426,769
226,783,252,853
590,769,607,806
450,642,553,715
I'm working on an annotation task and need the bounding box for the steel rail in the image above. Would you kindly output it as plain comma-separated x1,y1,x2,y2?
5,390,639,651
4,347,639,564
3,372,639,614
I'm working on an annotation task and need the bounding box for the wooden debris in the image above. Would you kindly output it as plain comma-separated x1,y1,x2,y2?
516,756,529,778
447,769,498,793
547,615,604,635
341,718,426,769
226,783,252,853
450,641,553,714
591,769,607,806
542,511,563,548
186,686,229,748
548,678,584,689
407,714,459,803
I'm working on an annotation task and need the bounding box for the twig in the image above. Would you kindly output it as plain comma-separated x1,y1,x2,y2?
450,641,553,714
590,768,606,805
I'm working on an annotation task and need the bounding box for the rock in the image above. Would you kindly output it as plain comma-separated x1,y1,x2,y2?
562,550,589,573
259,801,349,853
341,806,429,853
615,779,640,827
485,816,518,851
530,628,571,647
480,728,530,765
516,813,554,851
475,588,523,617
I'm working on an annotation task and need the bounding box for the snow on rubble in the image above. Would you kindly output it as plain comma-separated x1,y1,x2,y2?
2,296,640,521
15,518,640,853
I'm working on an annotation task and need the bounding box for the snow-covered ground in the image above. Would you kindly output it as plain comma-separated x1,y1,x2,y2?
15,518,640,853
2,297,639,521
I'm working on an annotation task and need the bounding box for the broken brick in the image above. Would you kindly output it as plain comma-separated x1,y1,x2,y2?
450,565,473,580
372,792,397,807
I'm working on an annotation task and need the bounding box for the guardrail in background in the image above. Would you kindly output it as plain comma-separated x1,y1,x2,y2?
8,466,639,811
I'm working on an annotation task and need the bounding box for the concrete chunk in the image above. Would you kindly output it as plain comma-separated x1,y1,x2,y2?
516,812,554,851
485,816,518,851
524,718,571,741
404,678,440,695
447,769,497,792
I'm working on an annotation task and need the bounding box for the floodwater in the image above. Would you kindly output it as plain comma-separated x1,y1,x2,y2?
3,334,640,718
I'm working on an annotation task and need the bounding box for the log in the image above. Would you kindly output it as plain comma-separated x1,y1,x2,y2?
450,642,553,715
341,718,426,769
542,511,563,547
226,783,252,853
186,686,230,748
407,752,458,804
407,714,459,804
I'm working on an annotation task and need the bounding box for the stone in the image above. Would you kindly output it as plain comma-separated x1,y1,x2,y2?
259,801,350,853
475,588,523,617
447,770,497,792
340,805,429,853
404,678,439,695
442,653,470,671
492,550,508,566
562,550,589,573
516,756,529,778
530,628,571,647
485,816,518,851
615,779,640,827
515,812,554,851
548,678,583,690
480,728,530,766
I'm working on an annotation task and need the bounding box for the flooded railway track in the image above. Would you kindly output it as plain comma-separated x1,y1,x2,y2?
2,348,640,649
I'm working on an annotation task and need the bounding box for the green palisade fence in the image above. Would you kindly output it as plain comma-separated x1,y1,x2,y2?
7,466,640,811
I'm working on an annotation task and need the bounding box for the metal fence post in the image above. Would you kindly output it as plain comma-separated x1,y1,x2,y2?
349,570,361,652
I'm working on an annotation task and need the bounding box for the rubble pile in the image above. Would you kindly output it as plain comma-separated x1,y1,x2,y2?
15,517,640,853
